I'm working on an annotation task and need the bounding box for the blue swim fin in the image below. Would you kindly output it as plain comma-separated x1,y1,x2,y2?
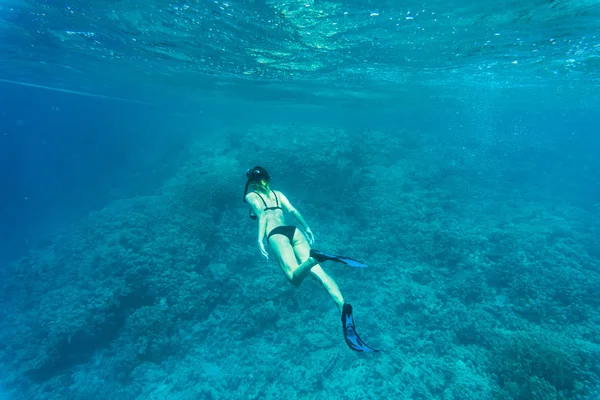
341,304,379,353
310,249,368,268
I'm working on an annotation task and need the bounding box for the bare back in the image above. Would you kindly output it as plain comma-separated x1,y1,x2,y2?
245,189,290,236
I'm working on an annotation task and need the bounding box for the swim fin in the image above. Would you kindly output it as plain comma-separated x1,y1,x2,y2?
310,249,368,268
341,304,379,352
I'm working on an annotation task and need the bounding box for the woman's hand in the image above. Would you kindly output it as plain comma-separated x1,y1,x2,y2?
259,241,269,259
305,228,315,245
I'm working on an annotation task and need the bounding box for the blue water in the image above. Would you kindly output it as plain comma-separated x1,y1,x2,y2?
0,83,193,261
1,0,600,399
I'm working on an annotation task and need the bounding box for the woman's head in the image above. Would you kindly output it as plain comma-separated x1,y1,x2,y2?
246,166,271,190
243,166,271,201
243,166,271,217
246,166,270,183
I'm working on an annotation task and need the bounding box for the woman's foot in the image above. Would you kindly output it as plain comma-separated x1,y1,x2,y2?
309,249,368,268
309,249,329,263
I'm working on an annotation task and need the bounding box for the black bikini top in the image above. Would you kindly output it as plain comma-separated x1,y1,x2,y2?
252,190,282,212
244,189,282,220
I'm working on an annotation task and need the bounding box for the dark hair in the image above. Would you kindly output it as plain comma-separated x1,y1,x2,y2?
245,166,270,182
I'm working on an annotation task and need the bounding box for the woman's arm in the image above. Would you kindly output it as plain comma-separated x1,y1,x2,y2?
245,193,269,258
257,211,267,246
277,191,315,244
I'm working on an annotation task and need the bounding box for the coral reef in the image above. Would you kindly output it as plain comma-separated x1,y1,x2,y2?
0,123,598,399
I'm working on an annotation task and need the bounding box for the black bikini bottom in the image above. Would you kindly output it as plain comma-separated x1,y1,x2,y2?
267,225,297,244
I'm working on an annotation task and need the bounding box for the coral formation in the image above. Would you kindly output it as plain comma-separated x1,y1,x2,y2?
1,124,598,399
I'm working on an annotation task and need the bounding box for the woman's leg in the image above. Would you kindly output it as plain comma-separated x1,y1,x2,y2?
290,231,345,312
269,234,318,286
308,265,345,312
